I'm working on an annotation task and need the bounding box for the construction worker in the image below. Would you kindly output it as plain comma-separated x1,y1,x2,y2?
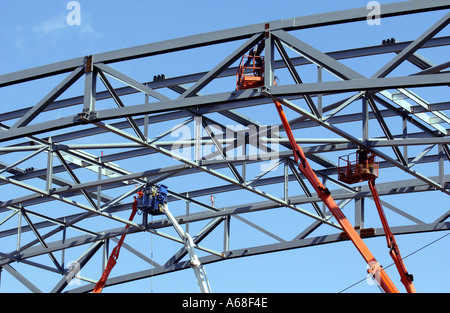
254,40,265,75
136,190,144,208
358,148,370,175
368,153,375,176
244,40,265,70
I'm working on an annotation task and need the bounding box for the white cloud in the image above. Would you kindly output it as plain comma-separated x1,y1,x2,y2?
79,22,101,37
33,15,68,36
5,25,27,50
33,13,100,43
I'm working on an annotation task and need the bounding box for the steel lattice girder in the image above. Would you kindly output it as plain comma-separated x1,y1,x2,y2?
0,1,449,293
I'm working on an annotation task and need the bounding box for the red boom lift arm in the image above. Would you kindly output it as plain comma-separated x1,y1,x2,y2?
93,199,138,293
235,49,401,292
273,100,400,293
368,178,415,293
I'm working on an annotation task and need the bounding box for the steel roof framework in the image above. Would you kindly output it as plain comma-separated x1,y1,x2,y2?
0,1,449,293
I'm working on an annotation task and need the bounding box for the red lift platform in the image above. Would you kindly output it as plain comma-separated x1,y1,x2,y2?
338,149,379,184
236,49,415,293
236,55,264,91
338,148,415,293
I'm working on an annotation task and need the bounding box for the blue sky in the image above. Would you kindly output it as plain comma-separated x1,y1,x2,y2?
0,0,449,293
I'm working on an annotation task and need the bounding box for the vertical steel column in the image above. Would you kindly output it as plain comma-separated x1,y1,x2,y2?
61,224,66,270
46,138,53,193
185,192,190,233
97,155,102,208
439,144,445,187
355,198,365,233
402,116,408,164
16,209,22,252
284,158,289,203
242,141,247,182
194,116,202,163
264,24,274,88
223,216,230,253
144,92,150,143
317,65,323,117
362,95,369,144
102,238,109,272
83,55,97,114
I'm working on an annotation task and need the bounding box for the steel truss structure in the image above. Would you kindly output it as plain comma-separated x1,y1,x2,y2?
0,1,449,293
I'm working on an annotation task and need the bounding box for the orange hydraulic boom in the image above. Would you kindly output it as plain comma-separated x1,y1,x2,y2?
272,100,399,293
368,178,415,293
93,199,138,293
339,149,415,293
236,50,401,292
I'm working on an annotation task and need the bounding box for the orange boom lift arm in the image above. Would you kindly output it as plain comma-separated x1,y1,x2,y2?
272,100,399,293
339,149,415,293
368,178,415,293
93,199,138,293
236,48,401,293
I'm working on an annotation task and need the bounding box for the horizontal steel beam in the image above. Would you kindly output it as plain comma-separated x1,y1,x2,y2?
1,1,448,87
2,173,447,266
1,35,448,130
66,220,450,293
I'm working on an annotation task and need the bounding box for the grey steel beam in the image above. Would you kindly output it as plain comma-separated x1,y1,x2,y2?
0,140,445,217
4,173,447,267
0,174,143,229
51,241,103,293
273,29,365,80
92,0,450,65
372,12,450,79
269,73,450,98
3,92,445,161
0,35,448,131
3,264,43,293
54,150,99,211
95,63,170,102
66,220,450,293
11,66,84,129
1,0,448,89
0,1,449,293
0,150,443,245
97,69,146,141
20,209,64,273
92,120,338,228
270,97,450,194
0,57,85,88
366,94,408,166
274,36,321,117
179,33,264,98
